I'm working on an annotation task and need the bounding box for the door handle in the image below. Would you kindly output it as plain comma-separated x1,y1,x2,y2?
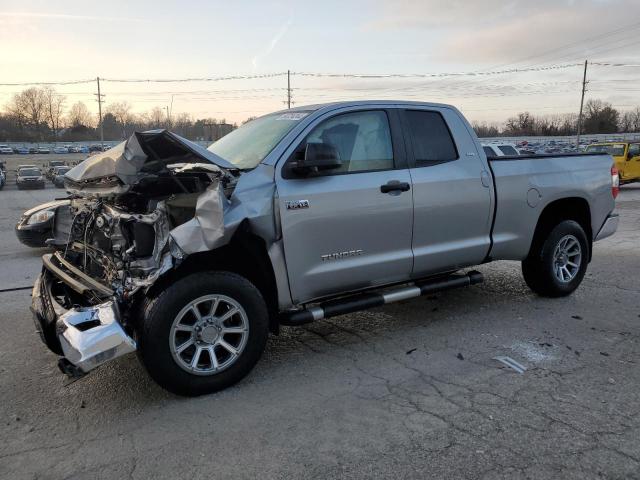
380,181,411,194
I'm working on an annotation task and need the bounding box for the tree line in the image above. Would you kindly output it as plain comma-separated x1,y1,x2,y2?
2,86,639,142
0,86,238,143
472,99,640,138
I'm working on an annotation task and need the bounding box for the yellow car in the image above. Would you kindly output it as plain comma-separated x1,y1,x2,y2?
586,142,640,184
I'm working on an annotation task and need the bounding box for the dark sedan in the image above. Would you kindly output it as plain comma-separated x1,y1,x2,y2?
15,200,70,248
52,166,71,188
16,167,45,189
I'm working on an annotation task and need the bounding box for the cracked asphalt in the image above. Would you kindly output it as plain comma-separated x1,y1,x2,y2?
1,184,639,479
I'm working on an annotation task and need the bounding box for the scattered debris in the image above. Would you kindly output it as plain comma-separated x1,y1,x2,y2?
566,345,572,350
571,315,583,320
575,350,581,356
456,353,465,361
493,356,527,374
608,378,616,385
510,341,556,362
600,352,610,357
80,400,86,409
406,348,417,355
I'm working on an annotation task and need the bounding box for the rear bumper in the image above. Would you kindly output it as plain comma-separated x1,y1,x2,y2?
31,258,136,375
594,213,619,242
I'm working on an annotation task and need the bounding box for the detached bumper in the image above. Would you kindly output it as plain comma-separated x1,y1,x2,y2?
595,213,619,242
31,265,136,376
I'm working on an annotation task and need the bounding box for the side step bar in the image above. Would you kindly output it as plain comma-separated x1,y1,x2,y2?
281,270,483,326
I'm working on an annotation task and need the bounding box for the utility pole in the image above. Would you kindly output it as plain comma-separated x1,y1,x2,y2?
95,77,105,150
165,106,170,128
287,69,291,109
576,60,588,149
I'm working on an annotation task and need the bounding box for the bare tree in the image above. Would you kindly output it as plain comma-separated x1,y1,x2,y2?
106,101,134,138
620,111,634,132
5,87,47,139
147,106,165,129
583,99,619,133
43,87,66,140
67,101,94,128
632,107,640,132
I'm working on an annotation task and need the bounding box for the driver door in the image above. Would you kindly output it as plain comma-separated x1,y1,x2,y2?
275,109,414,304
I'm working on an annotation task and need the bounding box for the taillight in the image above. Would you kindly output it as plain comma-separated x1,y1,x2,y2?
611,165,619,199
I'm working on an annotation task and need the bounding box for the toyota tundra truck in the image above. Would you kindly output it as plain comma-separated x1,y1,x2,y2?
30,101,619,396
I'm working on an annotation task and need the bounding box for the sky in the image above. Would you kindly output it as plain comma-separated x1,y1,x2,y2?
1,0,639,125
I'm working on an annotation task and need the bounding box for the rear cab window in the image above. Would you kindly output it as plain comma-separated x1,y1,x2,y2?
403,110,458,167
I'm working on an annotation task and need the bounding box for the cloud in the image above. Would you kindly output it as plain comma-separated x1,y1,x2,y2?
0,12,147,23
252,14,293,68
369,0,640,64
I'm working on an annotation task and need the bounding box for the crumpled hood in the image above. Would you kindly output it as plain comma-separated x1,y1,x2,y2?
65,129,235,186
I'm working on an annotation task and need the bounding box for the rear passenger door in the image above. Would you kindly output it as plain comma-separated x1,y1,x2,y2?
401,108,494,277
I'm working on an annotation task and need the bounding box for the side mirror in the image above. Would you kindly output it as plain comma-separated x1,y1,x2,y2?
627,151,634,160
295,142,342,174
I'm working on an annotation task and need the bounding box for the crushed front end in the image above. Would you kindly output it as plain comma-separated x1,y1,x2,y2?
31,130,237,376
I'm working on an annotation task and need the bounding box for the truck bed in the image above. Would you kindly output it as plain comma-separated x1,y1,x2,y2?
486,152,615,261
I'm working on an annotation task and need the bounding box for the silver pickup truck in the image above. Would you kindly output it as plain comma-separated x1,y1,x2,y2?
30,101,619,396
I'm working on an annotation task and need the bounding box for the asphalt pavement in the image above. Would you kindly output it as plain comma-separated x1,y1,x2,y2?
1,183,639,479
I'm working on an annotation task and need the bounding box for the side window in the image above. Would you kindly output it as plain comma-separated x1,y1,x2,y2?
405,110,458,167
483,146,495,157
629,143,640,157
304,110,394,174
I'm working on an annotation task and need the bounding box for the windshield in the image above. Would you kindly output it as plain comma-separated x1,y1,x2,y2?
586,144,626,156
207,111,310,169
56,167,71,174
20,169,41,176
50,161,64,166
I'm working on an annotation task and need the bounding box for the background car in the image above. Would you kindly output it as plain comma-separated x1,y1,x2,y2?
15,200,70,248
16,146,30,154
52,165,71,188
481,143,521,157
16,167,45,189
0,169,5,189
37,147,50,154
45,160,66,180
52,146,69,154
0,144,14,154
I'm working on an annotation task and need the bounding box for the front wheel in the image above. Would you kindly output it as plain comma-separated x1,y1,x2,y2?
522,220,589,297
137,271,269,396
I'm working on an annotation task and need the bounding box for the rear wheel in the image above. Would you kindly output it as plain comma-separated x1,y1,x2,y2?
137,271,269,396
522,220,589,297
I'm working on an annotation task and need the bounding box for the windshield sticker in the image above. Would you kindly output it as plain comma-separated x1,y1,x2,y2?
275,112,309,121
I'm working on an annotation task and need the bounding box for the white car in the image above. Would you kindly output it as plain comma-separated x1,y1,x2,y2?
53,146,69,154
0,144,14,154
481,143,520,157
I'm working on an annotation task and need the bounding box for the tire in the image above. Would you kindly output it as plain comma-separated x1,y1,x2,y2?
137,271,269,396
522,220,589,297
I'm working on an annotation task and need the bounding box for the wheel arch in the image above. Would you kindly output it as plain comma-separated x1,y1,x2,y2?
527,196,593,261
146,223,280,333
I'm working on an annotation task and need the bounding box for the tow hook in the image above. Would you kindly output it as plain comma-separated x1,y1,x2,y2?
58,358,86,378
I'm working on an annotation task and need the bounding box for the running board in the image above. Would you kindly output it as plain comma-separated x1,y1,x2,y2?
281,270,483,326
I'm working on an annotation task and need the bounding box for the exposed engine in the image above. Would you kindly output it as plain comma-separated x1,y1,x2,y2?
56,163,236,302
